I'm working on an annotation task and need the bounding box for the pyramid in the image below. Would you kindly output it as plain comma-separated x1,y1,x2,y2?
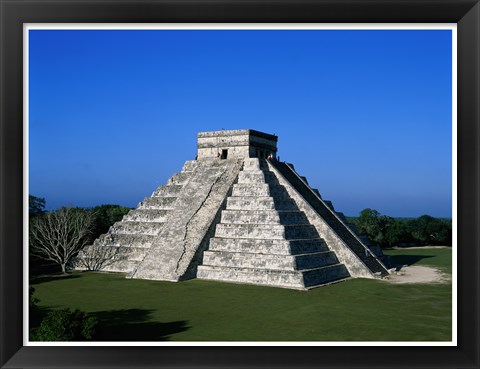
77,129,389,289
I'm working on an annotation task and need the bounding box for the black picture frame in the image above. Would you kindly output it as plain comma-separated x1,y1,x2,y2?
1,1,478,368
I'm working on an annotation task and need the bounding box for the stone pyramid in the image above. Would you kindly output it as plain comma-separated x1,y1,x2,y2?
77,129,389,289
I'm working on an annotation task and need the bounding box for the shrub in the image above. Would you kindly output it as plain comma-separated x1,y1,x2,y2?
30,308,97,341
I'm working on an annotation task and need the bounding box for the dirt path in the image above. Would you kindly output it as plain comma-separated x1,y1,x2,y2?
385,265,450,284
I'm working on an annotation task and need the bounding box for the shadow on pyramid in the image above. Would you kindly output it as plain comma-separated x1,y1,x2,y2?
76,129,390,290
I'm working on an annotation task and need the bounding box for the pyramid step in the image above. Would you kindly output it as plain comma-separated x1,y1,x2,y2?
302,264,350,288
138,196,177,210
237,171,275,184
75,244,148,273
152,184,183,197
232,183,270,197
208,237,329,255
203,250,295,270
220,209,309,225
295,251,340,269
243,158,269,171
197,265,305,289
94,233,157,248
268,185,298,200
99,260,139,274
214,223,320,240
123,209,169,222
226,197,299,211
80,245,148,262
167,172,192,185
110,221,164,236
181,160,198,172
197,264,349,289
232,184,294,200
202,250,339,270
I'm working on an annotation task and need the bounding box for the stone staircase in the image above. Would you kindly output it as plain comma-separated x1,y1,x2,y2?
130,159,243,281
76,160,198,273
197,158,350,289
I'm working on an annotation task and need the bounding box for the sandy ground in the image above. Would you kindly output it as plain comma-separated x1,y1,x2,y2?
385,265,450,284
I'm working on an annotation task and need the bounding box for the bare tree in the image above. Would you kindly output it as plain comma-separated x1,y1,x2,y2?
30,207,93,274
75,242,130,271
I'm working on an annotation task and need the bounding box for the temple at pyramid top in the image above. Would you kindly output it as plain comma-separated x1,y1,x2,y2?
197,129,278,160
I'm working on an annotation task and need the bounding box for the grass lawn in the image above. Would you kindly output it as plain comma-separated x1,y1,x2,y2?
30,247,452,342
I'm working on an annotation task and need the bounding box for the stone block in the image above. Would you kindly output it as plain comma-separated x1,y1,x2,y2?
110,221,164,236
226,197,298,211
197,265,305,289
138,196,177,210
302,265,350,288
232,183,270,197
208,238,294,255
123,209,169,223
181,160,198,172
294,251,339,269
94,233,157,248
220,209,309,225
202,251,297,270
167,172,192,185
237,171,270,184
152,184,183,197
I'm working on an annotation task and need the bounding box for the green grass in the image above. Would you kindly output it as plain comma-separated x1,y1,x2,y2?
30,247,452,342
383,247,452,273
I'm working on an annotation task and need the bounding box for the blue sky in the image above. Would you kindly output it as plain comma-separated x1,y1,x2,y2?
29,29,452,217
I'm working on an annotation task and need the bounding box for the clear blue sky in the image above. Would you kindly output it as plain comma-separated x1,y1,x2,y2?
29,29,453,217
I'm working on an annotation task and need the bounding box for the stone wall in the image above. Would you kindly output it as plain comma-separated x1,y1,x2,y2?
197,129,277,159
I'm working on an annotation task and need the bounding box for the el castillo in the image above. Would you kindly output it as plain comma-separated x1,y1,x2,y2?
77,129,391,289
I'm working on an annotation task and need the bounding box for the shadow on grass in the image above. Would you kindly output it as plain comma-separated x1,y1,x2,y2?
30,274,82,285
92,309,190,341
390,254,435,270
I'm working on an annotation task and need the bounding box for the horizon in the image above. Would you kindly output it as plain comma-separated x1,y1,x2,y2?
28,28,453,218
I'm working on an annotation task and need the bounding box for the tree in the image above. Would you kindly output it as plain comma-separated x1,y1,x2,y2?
407,215,452,245
30,207,93,273
355,208,410,248
29,195,46,218
383,219,409,247
355,208,382,236
89,204,131,241
355,208,391,247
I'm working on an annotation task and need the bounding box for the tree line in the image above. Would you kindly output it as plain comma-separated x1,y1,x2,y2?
29,195,452,275
351,208,452,248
